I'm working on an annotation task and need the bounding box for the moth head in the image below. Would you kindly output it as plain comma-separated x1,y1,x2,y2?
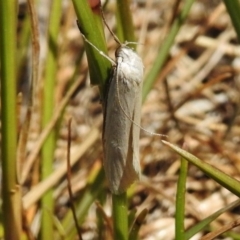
115,46,135,59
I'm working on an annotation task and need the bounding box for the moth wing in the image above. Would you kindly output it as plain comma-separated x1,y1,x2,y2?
103,70,141,194
131,80,142,175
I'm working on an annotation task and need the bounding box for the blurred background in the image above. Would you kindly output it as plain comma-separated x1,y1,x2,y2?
1,0,240,239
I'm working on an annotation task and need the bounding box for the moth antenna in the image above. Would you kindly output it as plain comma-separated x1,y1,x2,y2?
77,21,116,65
100,9,141,47
100,7,122,45
123,41,144,47
116,72,168,138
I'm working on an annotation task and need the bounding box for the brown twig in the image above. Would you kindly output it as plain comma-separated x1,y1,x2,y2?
66,119,83,240
201,218,240,240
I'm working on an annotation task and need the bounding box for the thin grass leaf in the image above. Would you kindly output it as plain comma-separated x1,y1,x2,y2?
112,193,128,240
223,0,240,42
175,156,188,240
129,208,148,240
116,0,136,43
142,0,195,101
0,0,22,239
72,0,111,94
162,140,240,197
40,1,62,238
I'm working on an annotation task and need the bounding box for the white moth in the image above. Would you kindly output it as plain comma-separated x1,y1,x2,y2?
103,46,144,194
79,22,144,194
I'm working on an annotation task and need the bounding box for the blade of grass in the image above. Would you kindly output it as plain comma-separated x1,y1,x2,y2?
0,0,22,239
40,0,61,239
129,208,148,240
26,0,40,105
223,0,240,42
72,0,111,95
112,193,128,240
162,140,240,197
116,0,136,43
175,155,188,240
224,230,240,239
17,0,40,197
142,0,195,101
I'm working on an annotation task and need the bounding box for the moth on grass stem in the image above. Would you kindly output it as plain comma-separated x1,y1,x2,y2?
78,10,146,193
103,46,144,194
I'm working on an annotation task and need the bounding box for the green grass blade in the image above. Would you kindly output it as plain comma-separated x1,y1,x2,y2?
112,193,128,240
0,0,22,239
129,208,148,240
162,141,240,197
116,0,136,43
223,0,240,42
142,0,195,101
72,0,111,94
175,156,188,240
40,1,62,239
